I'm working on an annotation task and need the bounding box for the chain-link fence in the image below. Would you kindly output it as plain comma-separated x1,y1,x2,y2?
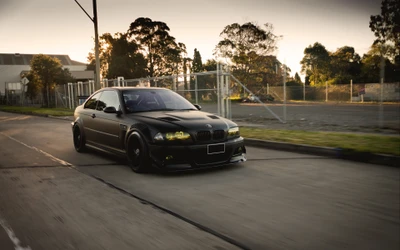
230,80,399,132
246,82,399,103
2,68,399,132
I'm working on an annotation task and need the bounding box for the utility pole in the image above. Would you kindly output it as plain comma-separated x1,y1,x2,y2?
74,0,101,90
93,0,101,90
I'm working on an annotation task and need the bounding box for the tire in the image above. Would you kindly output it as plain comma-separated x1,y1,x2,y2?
73,125,86,152
126,132,150,173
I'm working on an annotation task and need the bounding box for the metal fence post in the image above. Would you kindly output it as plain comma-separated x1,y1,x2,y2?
226,67,231,119
379,78,384,128
350,79,353,103
283,66,287,123
67,83,71,109
220,65,225,118
195,75,198,104
325,81,328,102
379,53,385,128
217,63,220,116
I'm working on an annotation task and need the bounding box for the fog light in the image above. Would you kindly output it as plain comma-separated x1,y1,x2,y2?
234,146,244,155
166,155,173,160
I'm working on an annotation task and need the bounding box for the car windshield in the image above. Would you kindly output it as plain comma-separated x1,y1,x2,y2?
123,89,197,113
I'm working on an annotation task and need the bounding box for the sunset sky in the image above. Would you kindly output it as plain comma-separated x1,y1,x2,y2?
0,0,382,79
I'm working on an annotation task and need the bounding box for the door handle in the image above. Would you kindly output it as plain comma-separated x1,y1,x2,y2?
91,114,96,118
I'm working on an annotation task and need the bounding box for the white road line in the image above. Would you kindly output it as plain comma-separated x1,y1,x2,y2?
0,132,72,167
0,215,31,250
0,132,75,250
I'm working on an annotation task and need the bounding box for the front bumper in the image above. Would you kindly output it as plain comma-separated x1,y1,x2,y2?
148,137,246,171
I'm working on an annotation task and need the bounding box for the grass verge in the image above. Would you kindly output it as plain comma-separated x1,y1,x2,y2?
1,105,398,156
240,127,400,156
0,106,74,116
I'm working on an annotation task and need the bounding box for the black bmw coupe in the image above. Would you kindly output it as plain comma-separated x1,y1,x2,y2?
72,87,246,173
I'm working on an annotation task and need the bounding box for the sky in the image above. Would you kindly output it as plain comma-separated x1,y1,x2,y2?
0,0,382,79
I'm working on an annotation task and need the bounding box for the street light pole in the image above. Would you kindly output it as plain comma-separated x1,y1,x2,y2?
74,0,101,90
92,0,101,90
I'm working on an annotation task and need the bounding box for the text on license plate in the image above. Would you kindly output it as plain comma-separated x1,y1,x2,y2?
207,143,225,155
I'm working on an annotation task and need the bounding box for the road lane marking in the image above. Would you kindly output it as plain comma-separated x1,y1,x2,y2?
0,215,31,250
0,132,251,250
0,132,71,167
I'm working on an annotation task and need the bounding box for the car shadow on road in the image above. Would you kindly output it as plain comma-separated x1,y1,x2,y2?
76,147,247,177
153,163,246,178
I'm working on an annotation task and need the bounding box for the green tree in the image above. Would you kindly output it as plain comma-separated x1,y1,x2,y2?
370,0,400,56
203,59,217,72
23,72,39,103
128,17,169,77
190,49,205,92
360,43,399,82
29,54,73,107
214,22,280,87
87,32,147,80
248,55,282,88
294,72,302,84
300,42,330,86
329,46,361,84
163,41,187,76
128,17,186,78
192,49,203,73
102,32,147,79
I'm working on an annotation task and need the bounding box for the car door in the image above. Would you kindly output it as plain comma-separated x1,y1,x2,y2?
93,90,124,150
80,92,103,145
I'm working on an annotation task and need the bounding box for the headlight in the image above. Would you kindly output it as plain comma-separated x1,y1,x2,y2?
153,131,191,141
228,127,240,138
166,131,191,140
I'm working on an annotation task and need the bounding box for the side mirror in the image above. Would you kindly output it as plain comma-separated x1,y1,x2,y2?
194,104,202,110
104,106,117,113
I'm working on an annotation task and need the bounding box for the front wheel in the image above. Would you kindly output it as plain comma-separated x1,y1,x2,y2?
126,132,150,173
73,125,86,152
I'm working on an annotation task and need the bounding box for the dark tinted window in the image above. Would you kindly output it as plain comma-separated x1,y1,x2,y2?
84,92,102,110
3,54,13,65
97,90,120,111
14,55,24,65
123,89,196,113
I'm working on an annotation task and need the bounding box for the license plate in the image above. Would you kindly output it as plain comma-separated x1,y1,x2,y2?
207,143,225,155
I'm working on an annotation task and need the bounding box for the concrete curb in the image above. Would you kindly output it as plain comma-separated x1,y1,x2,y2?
244,138,399,168
48,115,74,121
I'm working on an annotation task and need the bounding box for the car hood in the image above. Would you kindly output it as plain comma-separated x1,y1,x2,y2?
127,110,237,131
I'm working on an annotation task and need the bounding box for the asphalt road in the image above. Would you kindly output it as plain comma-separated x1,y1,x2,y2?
0,111,399,250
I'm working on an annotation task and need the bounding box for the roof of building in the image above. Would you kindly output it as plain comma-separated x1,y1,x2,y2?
69,70,94,79
0,53,87,66
18,70,94,80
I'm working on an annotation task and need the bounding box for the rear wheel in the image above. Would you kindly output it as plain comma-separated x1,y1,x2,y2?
73,125,86,152
126,132,150,173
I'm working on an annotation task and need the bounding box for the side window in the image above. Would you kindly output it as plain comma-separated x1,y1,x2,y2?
84,92,102,110
97,90,120,111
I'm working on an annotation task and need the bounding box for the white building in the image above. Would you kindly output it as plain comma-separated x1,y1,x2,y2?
0,53,94,95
